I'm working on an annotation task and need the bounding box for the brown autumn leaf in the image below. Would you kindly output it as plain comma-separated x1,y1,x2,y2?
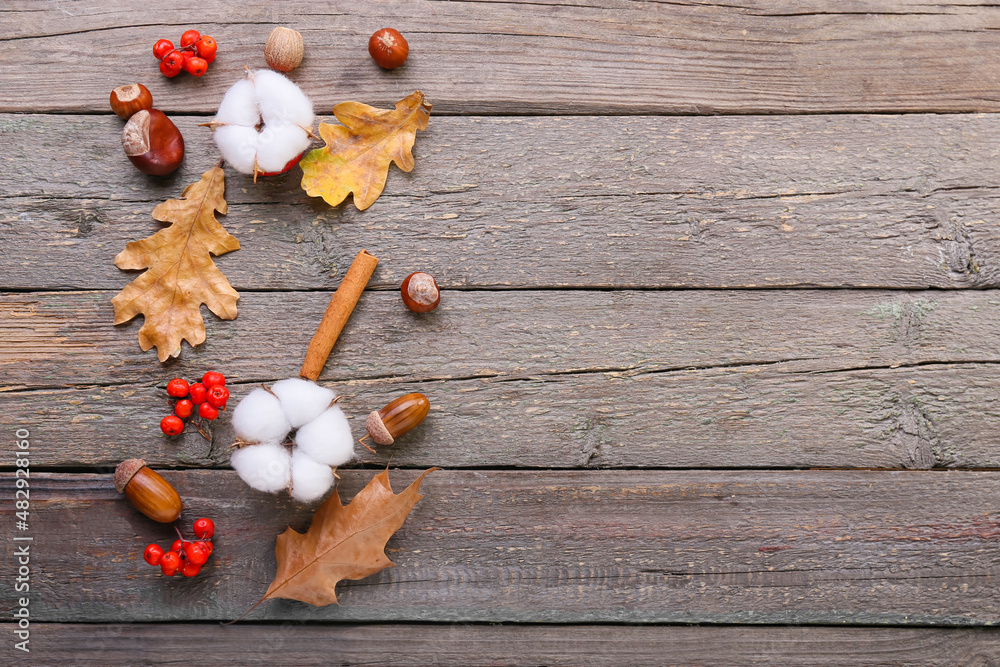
112,166,240,361
263,468,437,607
299,90,432,211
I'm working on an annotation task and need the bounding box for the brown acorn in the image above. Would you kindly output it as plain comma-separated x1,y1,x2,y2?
365,393,430,445
114,458,182,523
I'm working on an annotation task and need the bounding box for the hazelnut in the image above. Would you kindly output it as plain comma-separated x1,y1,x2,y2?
264,27,304,72
115,459,183,523
121,109,184,176
400,272,440,313
368,28,409,69
109,83,153,120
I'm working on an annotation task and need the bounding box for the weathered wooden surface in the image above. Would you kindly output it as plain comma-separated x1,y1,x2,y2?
3,1,1000,115
5,0,1000,659
3,470,1000,624
7,624,1000,666
9,362,1000,469
4,113,1000,290
5,289,1000,388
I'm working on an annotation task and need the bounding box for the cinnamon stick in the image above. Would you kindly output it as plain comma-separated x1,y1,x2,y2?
299,249,379,381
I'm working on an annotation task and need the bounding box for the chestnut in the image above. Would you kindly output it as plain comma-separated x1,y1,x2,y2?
121,109,184,176
109,83,153,120
114,458,183,523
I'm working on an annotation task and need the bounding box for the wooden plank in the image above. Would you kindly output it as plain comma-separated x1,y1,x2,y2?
8,623,1000,666
3,288,1000,388
4,113,1000,290
3,2,1000,114
6,362,1000,470
4,469,1000,624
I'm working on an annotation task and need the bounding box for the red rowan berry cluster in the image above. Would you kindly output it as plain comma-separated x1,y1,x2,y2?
154,30,218,78
160,371,229,436
143,518,215,577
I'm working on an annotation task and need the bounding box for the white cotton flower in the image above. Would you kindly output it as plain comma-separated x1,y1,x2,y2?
230,442,291,493
231,388,291,444
289,449,335,503
211,69,314,177
294,406,355,467
270,378,338,429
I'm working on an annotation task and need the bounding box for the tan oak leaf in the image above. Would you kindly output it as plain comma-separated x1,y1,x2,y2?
112,166,240,361
263,468,437,607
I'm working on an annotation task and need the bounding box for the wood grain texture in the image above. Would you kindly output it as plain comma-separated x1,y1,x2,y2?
8,624,1000,666
3,289,999,387
2,1,1000,114
7,362,1000,470
4,469,1000,624
4,113,1000,290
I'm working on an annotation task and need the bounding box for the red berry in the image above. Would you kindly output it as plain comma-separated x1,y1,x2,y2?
189,383,208,404
166,378,190,397
174,398,195,419
160,550,181,575
184,56,208,77
161,50,184,70
144,543,164,566
159,59,182,78
193,518,215,539
185,542,209,565
153,39,175,60
195,540,213,558
198,402,219,420
206,385,229,409
195,36,217,63
202,371,226,388
171,539,184,553
181,560,202,578
180,30,201,47
160,415,184,436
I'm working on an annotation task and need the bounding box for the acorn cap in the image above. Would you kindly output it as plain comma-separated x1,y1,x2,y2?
365,410,394,445
114,458,146,493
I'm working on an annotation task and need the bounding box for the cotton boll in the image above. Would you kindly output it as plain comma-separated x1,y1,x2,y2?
294,406,355,466
271,378,337,429
289,449,335,503
230,442,291,493
211,70,314,177
231,387,291,444
214,79,259,126
213,125,259,175
255,123,311,173
253,70,314,128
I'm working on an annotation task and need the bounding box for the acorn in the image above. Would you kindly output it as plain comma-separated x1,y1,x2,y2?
114,459,183,523
364,393,430,445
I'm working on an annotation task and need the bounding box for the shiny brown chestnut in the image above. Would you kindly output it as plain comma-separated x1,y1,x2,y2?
121,109,184,176
365,393,430,445
114,458,183,523
110,83,153,120
400,272,440,313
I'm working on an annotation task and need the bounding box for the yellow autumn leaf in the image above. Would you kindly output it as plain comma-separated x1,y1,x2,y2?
300,91,432,210
112,166,240,361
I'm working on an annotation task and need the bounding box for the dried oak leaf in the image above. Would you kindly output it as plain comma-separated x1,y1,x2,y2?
112,166,240,361
299,90,431,211
263,468,437,607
